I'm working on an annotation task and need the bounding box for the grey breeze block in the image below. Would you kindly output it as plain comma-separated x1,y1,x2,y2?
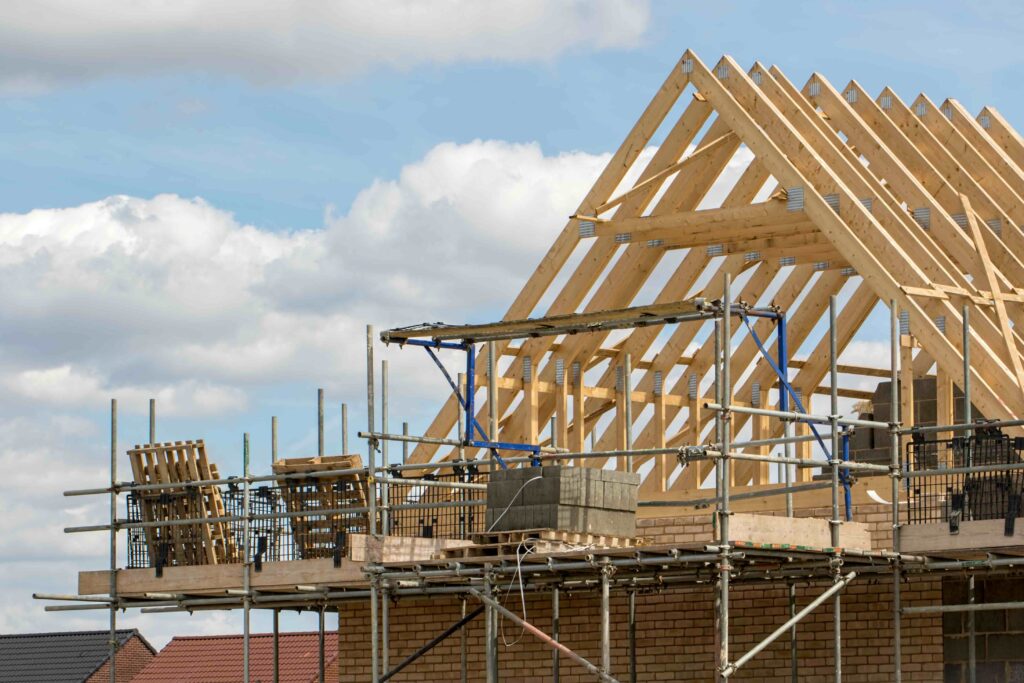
486,465,639,537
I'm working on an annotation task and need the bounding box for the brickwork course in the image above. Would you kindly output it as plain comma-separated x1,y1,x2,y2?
331,503,1023,681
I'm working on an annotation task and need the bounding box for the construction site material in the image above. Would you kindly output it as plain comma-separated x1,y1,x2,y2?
127,440,238,566
36,48,1024,682
272,454,368,559
485,465,638,537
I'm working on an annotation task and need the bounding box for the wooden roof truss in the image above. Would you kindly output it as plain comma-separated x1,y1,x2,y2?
402,51,1024,498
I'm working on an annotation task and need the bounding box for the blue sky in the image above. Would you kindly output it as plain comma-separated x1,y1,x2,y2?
4,2,1022,228
2,0,1023,646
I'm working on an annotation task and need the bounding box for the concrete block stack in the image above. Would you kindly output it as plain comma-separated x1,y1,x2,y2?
485,465,639,537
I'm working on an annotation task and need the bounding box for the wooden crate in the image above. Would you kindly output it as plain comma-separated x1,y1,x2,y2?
127,440,239,566
272,454,369,559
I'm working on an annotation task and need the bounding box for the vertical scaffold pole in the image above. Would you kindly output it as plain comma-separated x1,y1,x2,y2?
890,301,902,683
623,351,637,683
367,325,379,683
713,316,724,682
243,432,251,683
271,412,280,679
381,360,390,676
628,587,637,683
458,376,466,540
382,360,390,533
319,606,326,683
829,296,842,682
963,304,973,438
318,388,325,457
342,403,349,454
788,583,798,683
778,314,794,518
600,557,611,676
273,609,280,683
552,587,560,683
963,304,976,683
485,568,497,683
488,341,498,470
460,597,469,683
109,398,117,683
968,574,977,683
272,416,278,463
402,422,409,465
718,273,732,681
624,352,633,473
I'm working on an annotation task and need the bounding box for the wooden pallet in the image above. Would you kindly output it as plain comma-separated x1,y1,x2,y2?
127,440,238,566
470,529,635,548
273,454,369,559
434,529,636,560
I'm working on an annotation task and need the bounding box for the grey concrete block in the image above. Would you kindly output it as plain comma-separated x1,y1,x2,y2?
542,465,563,479
523,475,559,506
599,469,641,486
584,479,605,508
602,482,629,511
583,508,636,537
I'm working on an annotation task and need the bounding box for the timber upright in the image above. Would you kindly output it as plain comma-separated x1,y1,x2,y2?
39,51,1024,682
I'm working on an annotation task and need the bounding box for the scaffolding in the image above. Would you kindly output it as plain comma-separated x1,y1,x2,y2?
33,282,1024,683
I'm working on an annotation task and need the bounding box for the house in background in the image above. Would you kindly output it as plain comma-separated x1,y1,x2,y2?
132,632,339,682
0,629,155,682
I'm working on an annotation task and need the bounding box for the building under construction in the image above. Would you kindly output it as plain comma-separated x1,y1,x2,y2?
38,51,1024,682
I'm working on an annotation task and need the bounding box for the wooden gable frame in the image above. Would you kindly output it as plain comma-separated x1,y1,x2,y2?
405,51,1024,500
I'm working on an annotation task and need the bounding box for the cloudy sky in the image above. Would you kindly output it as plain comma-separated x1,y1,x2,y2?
2,0,1023,647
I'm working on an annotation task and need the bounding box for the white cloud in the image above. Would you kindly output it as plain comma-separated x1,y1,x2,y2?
0,1,650,93
0,139,621,414
5,366,247,416
0,130,772,640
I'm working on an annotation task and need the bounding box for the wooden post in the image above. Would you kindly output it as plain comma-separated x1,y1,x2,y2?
900,336,916,431
752,413,770,486
652,376,668,492
524,358,539,445
554,359,569,455
936,367,955,449
570,362,585,455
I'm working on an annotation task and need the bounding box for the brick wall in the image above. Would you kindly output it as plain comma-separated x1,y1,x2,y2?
942,576,1024,683
338,503,945,681
338,580,942,682
85,635,155,682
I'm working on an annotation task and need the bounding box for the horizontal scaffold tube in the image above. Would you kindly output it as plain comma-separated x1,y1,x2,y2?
902,601,1024,614
65,498,484,533
898,418,1024,436
704,402,890,430
699,449,890,473
639,481,834,508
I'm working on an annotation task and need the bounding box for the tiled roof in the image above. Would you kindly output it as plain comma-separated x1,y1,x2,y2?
132,631,339,683
0,629,151,682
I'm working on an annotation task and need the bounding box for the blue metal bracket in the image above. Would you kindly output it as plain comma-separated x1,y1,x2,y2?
741,311,831,459
401,339,510,469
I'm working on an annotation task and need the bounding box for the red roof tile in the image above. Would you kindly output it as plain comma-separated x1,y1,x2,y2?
131,631,338,683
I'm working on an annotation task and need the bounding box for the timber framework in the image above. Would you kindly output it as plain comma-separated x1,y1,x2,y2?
36,51,1024,682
